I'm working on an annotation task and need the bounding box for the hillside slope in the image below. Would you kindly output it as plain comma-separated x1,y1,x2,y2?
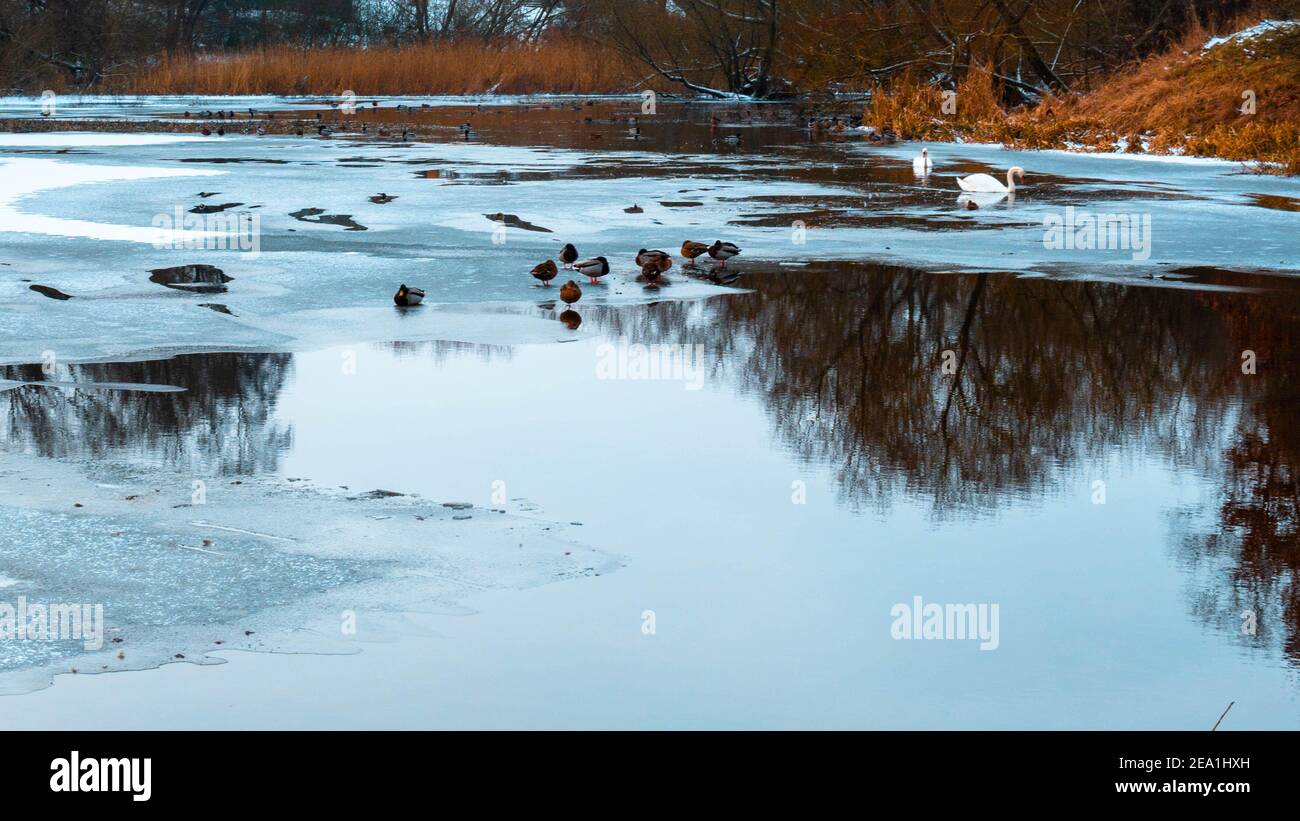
868,19,1300,173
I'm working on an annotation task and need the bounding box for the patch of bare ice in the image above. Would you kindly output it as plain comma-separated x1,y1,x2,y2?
0,450,620,694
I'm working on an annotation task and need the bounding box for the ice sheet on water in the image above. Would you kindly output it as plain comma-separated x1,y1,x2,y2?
0,133,217,147
0,93,641,122
0,134,754,363
3,131,1299,364
0,450,619,694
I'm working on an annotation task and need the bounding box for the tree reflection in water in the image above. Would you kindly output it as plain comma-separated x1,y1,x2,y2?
0,352,293,476
595,264,1245,513
2,264,1298,665
1173,285,1300,663
590,262,1299,664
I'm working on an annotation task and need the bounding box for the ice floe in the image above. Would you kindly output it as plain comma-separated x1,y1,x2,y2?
0,449,619,694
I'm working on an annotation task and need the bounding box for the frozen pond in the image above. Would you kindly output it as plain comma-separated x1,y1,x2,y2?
2,103,1298,366
1,100,1298,727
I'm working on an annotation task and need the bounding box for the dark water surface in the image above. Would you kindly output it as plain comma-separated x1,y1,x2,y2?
3,263,1298,727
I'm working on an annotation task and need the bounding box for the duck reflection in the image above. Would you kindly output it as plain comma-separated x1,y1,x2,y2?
559,309,582,330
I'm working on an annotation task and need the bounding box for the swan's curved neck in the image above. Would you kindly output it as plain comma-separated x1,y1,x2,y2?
1006,168,1017,192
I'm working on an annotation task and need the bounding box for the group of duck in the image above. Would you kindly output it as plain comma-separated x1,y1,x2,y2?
392,240,741,308
391,148,1026,310
529,240,740,303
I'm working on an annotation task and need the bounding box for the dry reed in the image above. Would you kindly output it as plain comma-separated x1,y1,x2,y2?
116,38,655,96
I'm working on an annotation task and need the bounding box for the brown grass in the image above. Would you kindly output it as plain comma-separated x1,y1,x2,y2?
865,65,1004,140
114,38,656,96
866,17,1300,173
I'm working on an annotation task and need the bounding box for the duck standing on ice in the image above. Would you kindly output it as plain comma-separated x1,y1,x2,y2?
707,240,741,268
573,256,610,284
635,249,671,268
681,240,709,267
531,260,558,286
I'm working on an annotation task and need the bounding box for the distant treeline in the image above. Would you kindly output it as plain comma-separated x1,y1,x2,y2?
1,0,1297,97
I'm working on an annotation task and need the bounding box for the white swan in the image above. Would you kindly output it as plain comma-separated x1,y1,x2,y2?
912,147,933,174
957,166,1024,193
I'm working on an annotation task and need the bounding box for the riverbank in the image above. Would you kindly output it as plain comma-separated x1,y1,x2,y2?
866,20,1300,174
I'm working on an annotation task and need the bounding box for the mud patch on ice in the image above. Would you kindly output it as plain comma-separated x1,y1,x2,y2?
149,263,233,292
1246,193,1300,213
289,207,368,231
484,212,552,233
29,284,73,300
189,202,244,214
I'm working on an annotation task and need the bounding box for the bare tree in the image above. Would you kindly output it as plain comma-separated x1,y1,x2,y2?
603,0,782,98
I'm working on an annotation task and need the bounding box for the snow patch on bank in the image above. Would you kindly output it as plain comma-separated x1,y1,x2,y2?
1202,19,1298,52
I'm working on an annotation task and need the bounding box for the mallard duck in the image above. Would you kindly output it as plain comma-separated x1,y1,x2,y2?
681,240,709,267
393,284,425,306
560,280,582,307
559,309,582,330
560,243,579,269
573,257,609,284
707,240,741,268
531,259,558,286
635,249,671,267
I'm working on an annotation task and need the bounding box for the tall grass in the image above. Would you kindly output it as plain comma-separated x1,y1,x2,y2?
117,38,653,96
865,65,1003,139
